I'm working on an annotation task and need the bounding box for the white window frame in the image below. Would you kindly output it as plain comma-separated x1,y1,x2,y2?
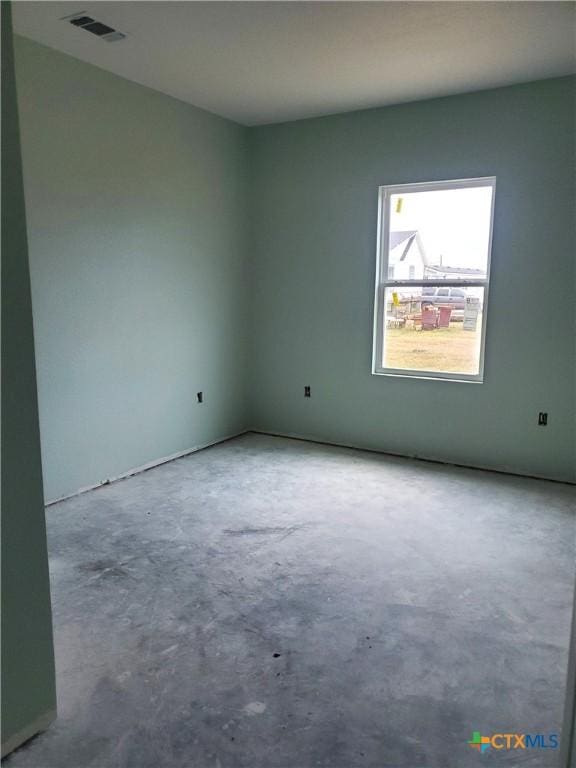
372,176,496,383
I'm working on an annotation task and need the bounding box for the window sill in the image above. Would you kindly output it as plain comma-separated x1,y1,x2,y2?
372,369,484,384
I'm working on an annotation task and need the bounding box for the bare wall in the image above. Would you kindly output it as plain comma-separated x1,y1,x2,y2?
1,7,56,754
248,77,576,482
14,37,576,491
14,36,251,502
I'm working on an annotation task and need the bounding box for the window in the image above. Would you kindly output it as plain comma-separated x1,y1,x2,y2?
372,177,495,382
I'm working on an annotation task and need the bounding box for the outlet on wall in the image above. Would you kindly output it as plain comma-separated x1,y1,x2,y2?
538,412,548,426
304,386,311,398
197,392,203,404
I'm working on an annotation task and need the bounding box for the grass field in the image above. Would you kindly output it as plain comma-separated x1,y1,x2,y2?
384,320,482,374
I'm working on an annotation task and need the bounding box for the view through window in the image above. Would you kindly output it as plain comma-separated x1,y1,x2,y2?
373,178,495,381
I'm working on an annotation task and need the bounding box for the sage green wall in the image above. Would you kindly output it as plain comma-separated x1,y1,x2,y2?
1,5,56,754
249,77,576,482
14,36,250,502
13,37,576,498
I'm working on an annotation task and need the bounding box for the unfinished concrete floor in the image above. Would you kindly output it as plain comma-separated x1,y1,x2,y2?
5,433,575,768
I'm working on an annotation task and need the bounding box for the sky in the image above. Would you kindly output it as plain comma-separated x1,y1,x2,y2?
389,185,493,271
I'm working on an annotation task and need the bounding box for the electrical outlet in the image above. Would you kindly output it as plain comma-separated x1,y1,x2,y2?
304,386,311,398
197,392,203,404
538,412,548,426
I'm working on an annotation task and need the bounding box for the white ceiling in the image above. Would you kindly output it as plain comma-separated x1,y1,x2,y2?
13,1,576,126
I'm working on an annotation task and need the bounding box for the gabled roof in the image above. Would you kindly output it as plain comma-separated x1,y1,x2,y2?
389,230,418,251
389,230,428,265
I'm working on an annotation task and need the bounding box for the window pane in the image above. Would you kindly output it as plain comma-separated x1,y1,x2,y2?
382,286,485,375
387,185,493,280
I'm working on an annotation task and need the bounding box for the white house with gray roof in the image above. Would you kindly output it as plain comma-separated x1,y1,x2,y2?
389,230,485,281
387,230,427,280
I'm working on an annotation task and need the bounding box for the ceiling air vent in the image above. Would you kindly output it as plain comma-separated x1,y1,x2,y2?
62,11,127,42
70,16,94,27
